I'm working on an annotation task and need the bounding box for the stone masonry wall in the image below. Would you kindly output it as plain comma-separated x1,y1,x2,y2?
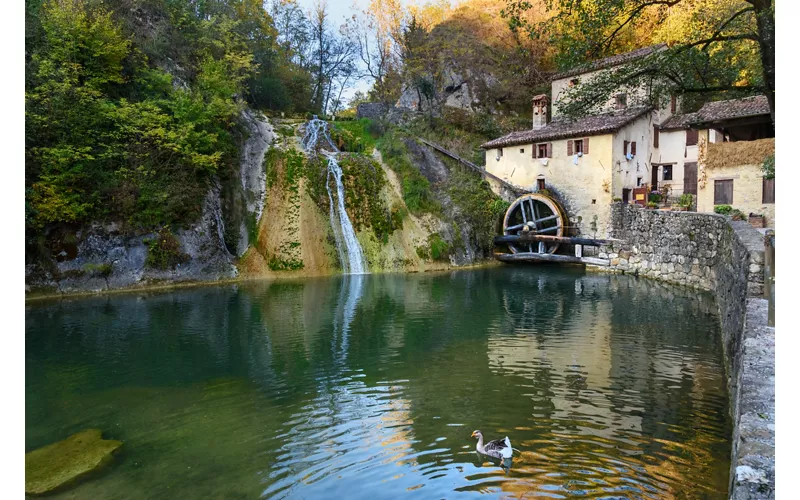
600,204,772,499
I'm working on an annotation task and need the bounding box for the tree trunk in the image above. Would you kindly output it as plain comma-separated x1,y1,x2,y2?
751,0,775,122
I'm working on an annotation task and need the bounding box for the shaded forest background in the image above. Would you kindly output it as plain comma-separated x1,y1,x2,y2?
25,0,771,235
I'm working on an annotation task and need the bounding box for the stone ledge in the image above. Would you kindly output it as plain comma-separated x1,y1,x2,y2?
730,298,775,500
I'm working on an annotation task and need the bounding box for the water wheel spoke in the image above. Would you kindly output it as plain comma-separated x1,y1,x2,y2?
502,193,565,255
533,214,559,225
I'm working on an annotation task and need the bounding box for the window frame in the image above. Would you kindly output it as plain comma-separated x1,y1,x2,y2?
662,165,673,181
574,139,584,155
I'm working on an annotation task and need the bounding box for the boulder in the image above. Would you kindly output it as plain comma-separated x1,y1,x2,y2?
26,429,123,496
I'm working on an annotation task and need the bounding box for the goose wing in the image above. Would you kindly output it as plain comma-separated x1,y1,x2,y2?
484,437,513,459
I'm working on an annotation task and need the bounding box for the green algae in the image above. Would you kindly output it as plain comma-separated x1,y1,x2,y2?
25,429,123,496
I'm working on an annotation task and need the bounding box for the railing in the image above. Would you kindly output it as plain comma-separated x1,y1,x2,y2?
764,229,775,327
416,137,525,194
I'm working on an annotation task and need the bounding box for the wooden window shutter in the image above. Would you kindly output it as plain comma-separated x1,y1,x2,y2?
583,138,589,155
686,129,698,146
547,143,552,158
623,140,629,155
763,178,775,203
714,179,733,205
567,140,573,156
670,94,677,114
654,126,659,148
533,144,538,159
631,142,637,155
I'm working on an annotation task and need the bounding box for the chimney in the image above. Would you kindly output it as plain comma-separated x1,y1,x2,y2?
532,94,549,129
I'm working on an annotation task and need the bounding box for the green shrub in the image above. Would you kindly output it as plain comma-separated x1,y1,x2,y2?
762,153,774,180
144,228,189,270
648,192,662,203
612,197,622,202
678,193,694,208
714,204,733,215
731,209,747,221
428,233,450,261
646,201,658,209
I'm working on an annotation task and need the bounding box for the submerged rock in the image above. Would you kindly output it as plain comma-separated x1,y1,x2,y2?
25,429,123,496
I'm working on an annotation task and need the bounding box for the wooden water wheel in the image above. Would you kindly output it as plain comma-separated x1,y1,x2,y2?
502,193,568,254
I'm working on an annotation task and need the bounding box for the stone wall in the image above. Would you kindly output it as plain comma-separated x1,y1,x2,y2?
600,204,773,499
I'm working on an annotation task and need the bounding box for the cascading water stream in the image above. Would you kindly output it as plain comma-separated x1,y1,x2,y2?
303,117,368,275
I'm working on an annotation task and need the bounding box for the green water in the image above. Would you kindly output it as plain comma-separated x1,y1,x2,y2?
26,267,731,499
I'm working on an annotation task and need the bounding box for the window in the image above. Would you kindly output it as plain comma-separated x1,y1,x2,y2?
537,143,549,158
615,93,627,109
654,125,660,148
714,179,734,205
686,129,699,146
631,142,636,156
537,178,546,190
662,165,673,181
763,178,775,203
519,148,525,154
670,94,677,114
496,148,503,161
637,177,643,187
567,138,589,156
569,78,580,87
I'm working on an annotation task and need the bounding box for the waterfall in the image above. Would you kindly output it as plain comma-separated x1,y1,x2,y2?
302,117,368,275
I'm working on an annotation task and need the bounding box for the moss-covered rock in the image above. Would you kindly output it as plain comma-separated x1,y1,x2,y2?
25,429,123,496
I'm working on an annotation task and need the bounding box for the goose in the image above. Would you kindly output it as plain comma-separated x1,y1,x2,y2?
471,430,513,460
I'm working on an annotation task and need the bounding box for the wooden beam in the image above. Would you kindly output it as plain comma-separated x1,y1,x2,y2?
494,234,621,246
494,252,610,266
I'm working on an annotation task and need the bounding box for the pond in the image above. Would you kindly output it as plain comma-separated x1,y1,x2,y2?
26,267,732,499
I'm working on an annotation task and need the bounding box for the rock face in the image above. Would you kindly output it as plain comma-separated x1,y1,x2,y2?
26,182,237,295
356,103,389,120
236,109,274,255
25,429,123,496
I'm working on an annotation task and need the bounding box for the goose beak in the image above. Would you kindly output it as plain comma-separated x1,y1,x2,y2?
470,431,476,438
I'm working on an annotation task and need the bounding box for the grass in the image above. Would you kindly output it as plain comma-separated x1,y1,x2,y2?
330,118,380,154
375,128,440,215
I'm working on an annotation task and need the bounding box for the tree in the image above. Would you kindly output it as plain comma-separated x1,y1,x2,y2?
502,0,774,121
309,0,356,115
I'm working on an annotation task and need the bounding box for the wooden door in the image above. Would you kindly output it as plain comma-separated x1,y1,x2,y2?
683,162,698,195
651,165,658,191
622,188,630,204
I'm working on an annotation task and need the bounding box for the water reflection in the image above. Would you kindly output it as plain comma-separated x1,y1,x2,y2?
26,268,730,499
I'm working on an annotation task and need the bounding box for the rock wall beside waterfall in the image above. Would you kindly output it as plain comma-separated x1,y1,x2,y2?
26,182,237,295
26,113,502,296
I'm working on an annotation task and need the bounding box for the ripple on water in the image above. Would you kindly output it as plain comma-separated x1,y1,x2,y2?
25,269,731,499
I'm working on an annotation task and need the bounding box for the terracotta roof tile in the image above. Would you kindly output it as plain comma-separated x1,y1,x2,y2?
481,106,652,149
551,44,667,81
660,95,770,130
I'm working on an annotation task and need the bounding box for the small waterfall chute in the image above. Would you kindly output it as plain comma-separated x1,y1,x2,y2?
303,118,368,275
